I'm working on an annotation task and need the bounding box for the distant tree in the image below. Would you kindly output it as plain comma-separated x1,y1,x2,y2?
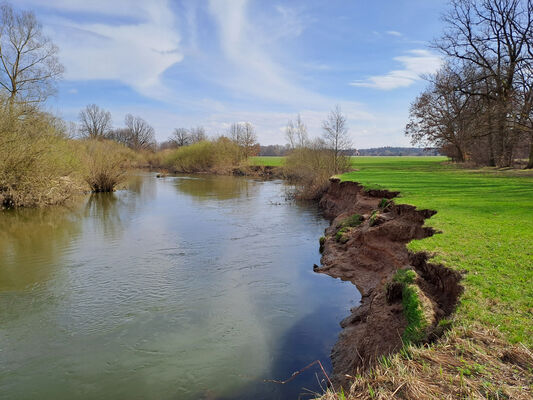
78,104,113,140
0,3,63,105
322,105,351,173
172,128,190,147
124,114,155,151
229,122,258,158
285,114,308,149
189,126,207,143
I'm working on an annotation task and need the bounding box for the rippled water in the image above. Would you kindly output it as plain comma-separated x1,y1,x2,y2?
0,173,360,400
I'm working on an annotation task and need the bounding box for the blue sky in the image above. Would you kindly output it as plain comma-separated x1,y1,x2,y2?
18,0,447,147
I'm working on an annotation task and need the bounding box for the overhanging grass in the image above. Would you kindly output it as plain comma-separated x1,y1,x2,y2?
338,157,533,345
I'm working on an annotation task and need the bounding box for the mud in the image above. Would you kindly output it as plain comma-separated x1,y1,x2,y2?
316,178,463,388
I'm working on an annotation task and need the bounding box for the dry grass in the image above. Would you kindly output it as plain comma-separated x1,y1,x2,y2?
320,325,533,400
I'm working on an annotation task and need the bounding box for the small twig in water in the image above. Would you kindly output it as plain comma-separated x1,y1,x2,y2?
264,360,334,391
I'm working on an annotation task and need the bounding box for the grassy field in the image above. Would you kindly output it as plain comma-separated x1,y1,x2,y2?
249,156,285,167
254,155,533,345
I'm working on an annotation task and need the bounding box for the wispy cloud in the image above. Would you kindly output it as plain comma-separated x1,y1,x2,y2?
386,30,402,37
19,0,183,99
350,49,442,90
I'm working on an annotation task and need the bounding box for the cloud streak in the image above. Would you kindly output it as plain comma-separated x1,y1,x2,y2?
350,49,441,90
19,0,183,99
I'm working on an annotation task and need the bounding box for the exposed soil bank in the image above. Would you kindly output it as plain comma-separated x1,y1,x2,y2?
315,178,463,388
157,165,284,179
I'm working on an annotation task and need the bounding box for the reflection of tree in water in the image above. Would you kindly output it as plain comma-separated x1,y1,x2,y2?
84,192,124,240
0,206,83,291
174,175,252,201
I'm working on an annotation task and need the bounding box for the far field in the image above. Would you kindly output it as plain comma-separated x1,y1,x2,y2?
252,156,533,345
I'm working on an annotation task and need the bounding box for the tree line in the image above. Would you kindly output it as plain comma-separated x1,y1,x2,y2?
406,0,533,168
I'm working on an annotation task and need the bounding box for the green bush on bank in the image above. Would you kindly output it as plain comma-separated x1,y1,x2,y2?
161,137,243,173
80,139,135,192
284,145,350,200
0,105,81,208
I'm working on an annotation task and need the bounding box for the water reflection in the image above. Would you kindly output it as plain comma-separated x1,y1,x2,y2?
0,206,82,291
173,175,252,201
0,174,359,400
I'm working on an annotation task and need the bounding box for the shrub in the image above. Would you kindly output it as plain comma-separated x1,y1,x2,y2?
161,137,243,173
284,141,350,200
80,139,133,192
0,104,82,208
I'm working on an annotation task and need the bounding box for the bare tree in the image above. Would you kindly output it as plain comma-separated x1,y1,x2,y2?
78,104,113,140
322,105,351,173
285,114,308,150
229,122,259,158
124,114,155,151
189,126,207,143
229,122,244,143
434,0,533,166
172,128,190,147
0,3,63,104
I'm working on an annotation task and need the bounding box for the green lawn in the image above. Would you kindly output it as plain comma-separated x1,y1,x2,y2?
252,155,533,345
340,157,533,345
249,156,285,167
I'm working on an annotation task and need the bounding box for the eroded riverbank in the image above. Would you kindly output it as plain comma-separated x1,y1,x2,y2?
315,178,463,388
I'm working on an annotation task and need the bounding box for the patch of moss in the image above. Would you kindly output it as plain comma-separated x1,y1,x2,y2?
340,213,363,228
369,210,380,227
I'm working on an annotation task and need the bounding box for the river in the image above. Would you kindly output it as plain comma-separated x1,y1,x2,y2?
0,173,360,400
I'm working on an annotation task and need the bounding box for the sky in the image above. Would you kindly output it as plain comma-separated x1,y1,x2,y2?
16,0,448,147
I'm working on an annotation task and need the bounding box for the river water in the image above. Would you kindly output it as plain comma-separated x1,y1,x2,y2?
0,173,359,400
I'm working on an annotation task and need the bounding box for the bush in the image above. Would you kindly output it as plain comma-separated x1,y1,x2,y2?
80,139,134,192
0,105,82,208
161,137,243,173
284,141,350,199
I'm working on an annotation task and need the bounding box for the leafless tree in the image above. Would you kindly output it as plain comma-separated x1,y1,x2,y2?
172,128,190,147
285,114,308,149
322,105,351,173
78,104,113,140
229,122,244,143
406,65,484,162
229,122,259,158
0,3,63,105
124,114,155,151
189,126,207,143
434,0,533,166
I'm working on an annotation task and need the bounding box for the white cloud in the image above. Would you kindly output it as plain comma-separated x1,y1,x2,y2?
205,0,332,108
386,30,402,37
19,0,183,99
350,49,442,90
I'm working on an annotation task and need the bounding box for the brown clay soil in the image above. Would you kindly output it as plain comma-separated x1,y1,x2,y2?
316,178,463,388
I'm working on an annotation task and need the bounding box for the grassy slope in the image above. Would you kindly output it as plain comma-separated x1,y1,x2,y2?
339,156,533,345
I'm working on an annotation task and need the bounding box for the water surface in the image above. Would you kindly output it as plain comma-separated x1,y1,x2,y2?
0,173,360,400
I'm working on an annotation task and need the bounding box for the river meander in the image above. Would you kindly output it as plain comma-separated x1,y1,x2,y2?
0,173,360,400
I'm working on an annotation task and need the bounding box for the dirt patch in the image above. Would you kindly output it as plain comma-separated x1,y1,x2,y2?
316,178,463,388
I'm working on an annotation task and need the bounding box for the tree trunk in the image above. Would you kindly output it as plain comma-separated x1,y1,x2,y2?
526,139,533,169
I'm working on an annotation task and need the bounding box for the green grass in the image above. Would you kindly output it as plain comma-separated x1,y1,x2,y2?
337,156,533,345
249,156,285,167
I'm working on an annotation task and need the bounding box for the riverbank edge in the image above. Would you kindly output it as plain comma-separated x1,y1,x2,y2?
314,178,533,399
314,177,463,388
